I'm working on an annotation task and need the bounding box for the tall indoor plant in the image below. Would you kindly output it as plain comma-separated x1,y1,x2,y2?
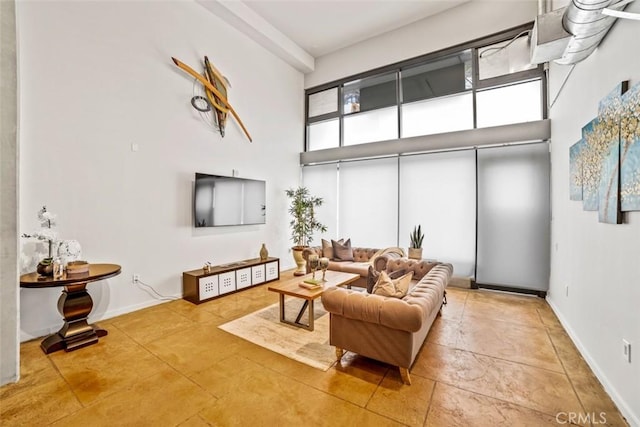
285,187,327,275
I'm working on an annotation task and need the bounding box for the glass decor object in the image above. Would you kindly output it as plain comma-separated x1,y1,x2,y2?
259,243,268,261
319,257,330,281
52,257,64,280
308,254,319,280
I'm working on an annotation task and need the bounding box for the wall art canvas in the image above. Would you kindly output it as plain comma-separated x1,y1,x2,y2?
620,81,640,211
580,117,602,212
596,82,627,224
569,139,584,201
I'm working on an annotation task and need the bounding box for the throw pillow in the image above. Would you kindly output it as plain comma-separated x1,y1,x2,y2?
366,266,407,294
372,270,414,298
322,238,343,259
332,238,353,261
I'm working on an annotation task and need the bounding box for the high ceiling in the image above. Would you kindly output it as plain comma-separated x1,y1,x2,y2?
197,0,474,72
243,0,468,57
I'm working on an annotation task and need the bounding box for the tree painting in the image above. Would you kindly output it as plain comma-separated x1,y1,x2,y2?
620,82,640,211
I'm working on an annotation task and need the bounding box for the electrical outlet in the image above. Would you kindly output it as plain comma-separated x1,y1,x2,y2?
623,339,631,363
132,274,140,284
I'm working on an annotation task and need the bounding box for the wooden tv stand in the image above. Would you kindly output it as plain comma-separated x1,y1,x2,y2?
182,257,279,304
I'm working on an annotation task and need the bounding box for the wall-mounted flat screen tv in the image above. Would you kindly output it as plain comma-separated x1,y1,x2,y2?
194,173,266,227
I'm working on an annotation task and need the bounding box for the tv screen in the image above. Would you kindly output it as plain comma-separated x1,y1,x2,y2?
194,173,266,227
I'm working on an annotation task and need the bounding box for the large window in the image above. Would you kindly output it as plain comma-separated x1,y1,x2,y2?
301,25,549,291
339,158,398,247
399,151,476,276
305,24,544,151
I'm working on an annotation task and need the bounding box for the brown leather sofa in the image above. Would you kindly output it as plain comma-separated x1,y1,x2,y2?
302,246,400,289
321,259,453,385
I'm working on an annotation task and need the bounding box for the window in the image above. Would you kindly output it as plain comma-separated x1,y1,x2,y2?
401,50,472,103
339,158,398,247
401,92,474,138
476,80,543,128
478,33,536,81
308,88,338,118
304,24,544,152
399,151,476,276
307,119,339,151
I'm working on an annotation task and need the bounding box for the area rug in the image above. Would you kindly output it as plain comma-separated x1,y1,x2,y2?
218,299,336,371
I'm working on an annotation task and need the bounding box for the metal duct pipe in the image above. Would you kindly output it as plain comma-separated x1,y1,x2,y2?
556,0,618,64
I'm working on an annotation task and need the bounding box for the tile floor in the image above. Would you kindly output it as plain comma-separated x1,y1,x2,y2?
0,270,629,426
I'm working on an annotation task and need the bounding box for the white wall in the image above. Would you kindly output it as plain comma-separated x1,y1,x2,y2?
16,0,302,340
548,3,640,424
305,0,537,88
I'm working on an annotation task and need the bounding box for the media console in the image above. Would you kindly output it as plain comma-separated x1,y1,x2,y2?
182,257,280,304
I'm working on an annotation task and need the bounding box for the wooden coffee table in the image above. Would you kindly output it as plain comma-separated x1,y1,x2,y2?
267,270,359,331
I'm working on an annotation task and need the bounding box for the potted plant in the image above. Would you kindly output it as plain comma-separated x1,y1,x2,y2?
408,225,424,260
285,187,327,275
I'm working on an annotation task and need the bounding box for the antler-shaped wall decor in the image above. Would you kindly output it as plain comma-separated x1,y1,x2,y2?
172,56,252,142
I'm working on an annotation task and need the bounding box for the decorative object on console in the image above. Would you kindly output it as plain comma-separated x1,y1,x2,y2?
22,205,58,276
260,243,268,261
52,257,63,279
285,187,327,276
408,224,424,260
319,257,330,281
58,239,82,266
36,259,53,277
66,260,89,276
203,262,212,273
569,80,640,223
171,56,252,142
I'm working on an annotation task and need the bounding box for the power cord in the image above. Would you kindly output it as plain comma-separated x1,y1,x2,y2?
479,30,531,58
135,279,180,301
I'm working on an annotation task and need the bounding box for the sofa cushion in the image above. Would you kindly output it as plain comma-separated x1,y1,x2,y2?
322,238,343,259
332,238,354,261
329,261,369,276
372,270,414,298
367,265,407,293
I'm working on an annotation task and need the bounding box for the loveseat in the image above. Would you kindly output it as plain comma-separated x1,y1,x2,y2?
321,259,453,384
302,242,402,289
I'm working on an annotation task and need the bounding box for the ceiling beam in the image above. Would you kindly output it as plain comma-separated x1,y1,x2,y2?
196,0,314,73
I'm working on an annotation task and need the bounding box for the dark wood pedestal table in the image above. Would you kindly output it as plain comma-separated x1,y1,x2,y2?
19,263,121,354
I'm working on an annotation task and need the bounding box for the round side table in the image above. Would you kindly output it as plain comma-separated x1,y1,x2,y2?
20,263,121,354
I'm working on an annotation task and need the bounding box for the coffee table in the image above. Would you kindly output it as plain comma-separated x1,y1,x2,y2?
267,270,359,331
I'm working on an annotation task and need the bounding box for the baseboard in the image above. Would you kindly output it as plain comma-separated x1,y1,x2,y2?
92,294,181,322
449,275,472,289
20,294,181,343
546,298,639,427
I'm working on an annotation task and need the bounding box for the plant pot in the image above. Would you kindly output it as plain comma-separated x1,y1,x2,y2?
292,246,307,276
408,247,423,260
36,258,54,276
